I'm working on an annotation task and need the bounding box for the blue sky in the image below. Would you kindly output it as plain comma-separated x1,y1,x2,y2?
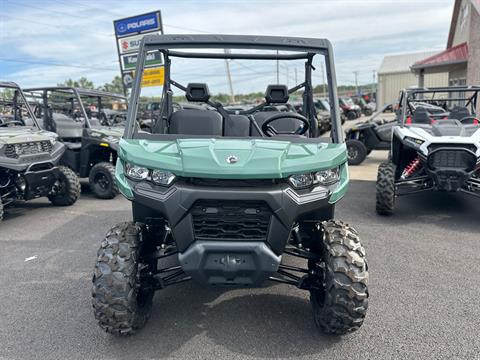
0,0,454,94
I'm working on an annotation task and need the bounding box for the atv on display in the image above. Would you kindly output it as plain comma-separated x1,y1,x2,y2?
0,81,80,220
352,95,374,116
340,96,361,120
91,34,369,336
346,101,449,165
25,87,127,199
376,86,480,215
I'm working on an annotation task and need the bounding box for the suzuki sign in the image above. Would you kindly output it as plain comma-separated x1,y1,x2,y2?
118,34,149,55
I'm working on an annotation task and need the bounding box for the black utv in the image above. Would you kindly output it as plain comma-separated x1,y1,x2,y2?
345,111,395,165
25,87,127,199
0,81,79,220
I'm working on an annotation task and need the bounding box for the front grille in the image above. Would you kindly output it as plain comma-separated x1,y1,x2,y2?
4,141,53,158
428,149,476,171
191,200,271,241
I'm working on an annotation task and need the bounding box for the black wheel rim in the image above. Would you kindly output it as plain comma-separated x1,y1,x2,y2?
94,173,110,191
347,146,358,161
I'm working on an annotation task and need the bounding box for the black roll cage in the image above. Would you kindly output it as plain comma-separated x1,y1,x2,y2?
124,34,343,143
24,86,127,129
398,86,480,126
0,81,41,129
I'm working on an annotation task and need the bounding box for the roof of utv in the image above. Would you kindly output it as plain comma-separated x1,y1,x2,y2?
141,34,333,55
0,81,21,89
24,86,126,99
404,85,480,94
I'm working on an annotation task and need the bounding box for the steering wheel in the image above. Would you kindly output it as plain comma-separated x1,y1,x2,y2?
261,112,310,137
459,116,479,124
0,120,24,127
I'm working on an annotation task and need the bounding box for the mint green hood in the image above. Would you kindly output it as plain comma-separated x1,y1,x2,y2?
118,138,347,179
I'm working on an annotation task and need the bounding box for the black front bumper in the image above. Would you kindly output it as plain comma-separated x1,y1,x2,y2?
130,179,333,286
23,163,61,200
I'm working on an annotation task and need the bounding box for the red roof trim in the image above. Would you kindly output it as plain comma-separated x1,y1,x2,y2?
413,42,468,67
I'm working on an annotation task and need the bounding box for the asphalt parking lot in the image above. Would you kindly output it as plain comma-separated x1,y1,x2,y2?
1,146,480,360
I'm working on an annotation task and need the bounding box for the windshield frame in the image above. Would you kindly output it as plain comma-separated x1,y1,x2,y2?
0,83,41,130
125,34,343,144
398,86,480,126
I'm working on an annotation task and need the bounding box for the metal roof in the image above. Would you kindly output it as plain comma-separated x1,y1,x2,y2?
411,42,468,70
142,34,332,54
24,86,126,99
0,81,20,89
378,51,439,75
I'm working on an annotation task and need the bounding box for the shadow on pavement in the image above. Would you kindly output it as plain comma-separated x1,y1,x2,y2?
342,180,480,233
103,283,342,359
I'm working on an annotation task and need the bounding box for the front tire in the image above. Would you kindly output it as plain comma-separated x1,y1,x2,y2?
346,111,357,120
92,222,154,335
310,220,369,335
346,139,368,165
89,162,118,199
48,166,80,206
376,161,396,215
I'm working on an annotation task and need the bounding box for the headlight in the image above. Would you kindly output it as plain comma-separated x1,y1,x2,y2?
288,167,340,189
125,162,149,180
315,167,340,186
404,136,424,147
49,137,56,146
288,173,314,189
151,169,176,186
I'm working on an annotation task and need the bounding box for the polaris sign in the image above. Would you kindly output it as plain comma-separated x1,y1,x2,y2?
114,11,162,37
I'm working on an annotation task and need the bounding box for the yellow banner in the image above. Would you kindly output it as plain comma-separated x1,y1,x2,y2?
140,67,164,87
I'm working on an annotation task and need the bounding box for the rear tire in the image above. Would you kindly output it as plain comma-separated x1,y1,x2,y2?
376,161,396,215
92,222,154,335
89,162,118,199
310,220,368,335
346,139,368,165
48,166,80,206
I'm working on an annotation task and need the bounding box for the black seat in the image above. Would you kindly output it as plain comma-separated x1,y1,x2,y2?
449,106,470,120
168,82,223,136
224,114,250,137
252,84,303,136
411,107,431,124
169,109,223,136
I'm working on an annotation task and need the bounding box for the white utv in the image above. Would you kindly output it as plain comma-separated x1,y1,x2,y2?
376,86,480,215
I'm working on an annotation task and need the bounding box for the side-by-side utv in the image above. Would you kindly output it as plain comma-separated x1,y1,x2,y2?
0,81,79,220
25,87,127,198
91,34,369,336
376,86,480,215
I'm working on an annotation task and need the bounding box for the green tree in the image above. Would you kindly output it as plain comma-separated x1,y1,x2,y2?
59,77,95,89
100,76,125,95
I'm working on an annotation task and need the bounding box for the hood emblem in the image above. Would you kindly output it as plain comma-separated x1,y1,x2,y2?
225,155,238,164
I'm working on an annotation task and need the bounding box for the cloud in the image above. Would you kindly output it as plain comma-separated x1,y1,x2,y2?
0,0,454,92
